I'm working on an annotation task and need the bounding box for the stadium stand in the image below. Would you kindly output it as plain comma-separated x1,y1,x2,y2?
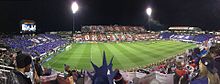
193,34,214,43
159,32,215,43
2,34,69,58
1,26,220,84
74,25,159,42
81,25,146,33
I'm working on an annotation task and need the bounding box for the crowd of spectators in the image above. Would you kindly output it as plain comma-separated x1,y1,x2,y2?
159,32,215,43
1,34,69,57
74,25,159,42
74,33,158,42
81,25,146,33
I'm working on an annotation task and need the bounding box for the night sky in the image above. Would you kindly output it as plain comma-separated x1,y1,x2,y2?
0,0,220,32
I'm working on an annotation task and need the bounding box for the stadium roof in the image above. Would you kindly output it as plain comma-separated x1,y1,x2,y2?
169,27,202,31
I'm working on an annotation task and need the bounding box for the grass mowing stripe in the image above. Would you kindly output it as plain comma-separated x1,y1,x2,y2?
172,44,196,53
136,42,166,52
157,44,196,58
118,43,152,58
117,43,160,67
45,44,83,71
67,44,88,66
103,43,135,70
113,43,146,65
77,43,92,70
118,43,146,63
131,43,187,60
101,43,124,70
122,43,158,61
128,43,162,59
136,41,193,54
136,42,179,52
152,42,194,55
90,43,102,67
47,44,80,64
124,43,162,65
103,44,125,69
60,44,86,70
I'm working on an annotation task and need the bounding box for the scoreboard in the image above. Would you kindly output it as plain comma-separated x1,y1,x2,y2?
20,20,36,33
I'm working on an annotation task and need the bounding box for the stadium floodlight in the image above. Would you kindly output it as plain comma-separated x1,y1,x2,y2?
146,7,152,16
146,7,152,31
71,1,79,14
71,1,79,37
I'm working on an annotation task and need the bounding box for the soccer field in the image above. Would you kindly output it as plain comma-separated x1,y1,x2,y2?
43,40,196,71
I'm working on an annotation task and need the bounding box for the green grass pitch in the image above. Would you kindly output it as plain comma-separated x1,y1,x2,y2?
43,40,196,71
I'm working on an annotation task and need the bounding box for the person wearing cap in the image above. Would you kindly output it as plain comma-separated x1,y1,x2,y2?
190,56,220,84
14,53,32,84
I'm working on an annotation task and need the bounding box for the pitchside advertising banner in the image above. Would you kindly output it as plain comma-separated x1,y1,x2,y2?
155,72,174,84
140,72,174,84
122,71,174,84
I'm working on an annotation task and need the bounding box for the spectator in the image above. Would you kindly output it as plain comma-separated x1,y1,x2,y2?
34,58,43,76
114,69,126,84
14,53,32,84
174,62,187,84
64,64,73,77
191,57,220,84
178,74,189,84
206,49,220,79
175,62,187,77
209,45,220,58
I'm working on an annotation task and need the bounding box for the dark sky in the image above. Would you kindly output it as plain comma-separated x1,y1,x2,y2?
0,0,220,32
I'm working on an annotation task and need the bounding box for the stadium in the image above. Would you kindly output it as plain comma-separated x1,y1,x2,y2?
1,1,220,84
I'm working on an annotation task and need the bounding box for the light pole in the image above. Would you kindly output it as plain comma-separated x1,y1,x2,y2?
71,1,79,36
146,7,152,31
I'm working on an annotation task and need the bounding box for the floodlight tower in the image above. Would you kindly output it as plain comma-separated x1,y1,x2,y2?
71,1,79,36
146,7,152,31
